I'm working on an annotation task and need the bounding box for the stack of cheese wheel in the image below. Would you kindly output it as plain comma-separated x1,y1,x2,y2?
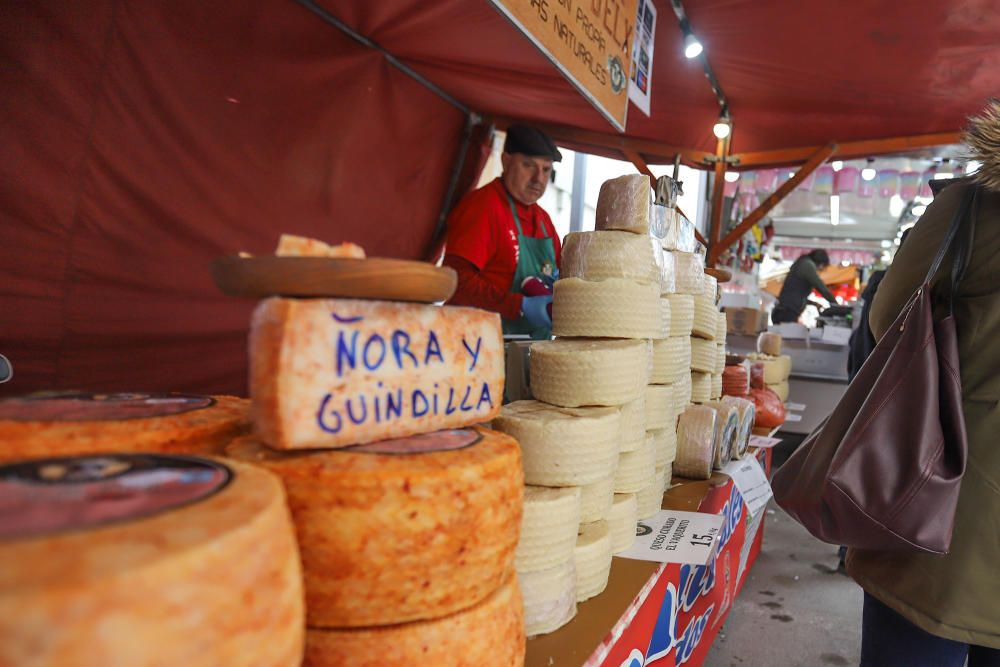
0,453,305,666
714,312,728,400
239,295,528,663
0,392,252,462
746,352,793,402
690,271,717,405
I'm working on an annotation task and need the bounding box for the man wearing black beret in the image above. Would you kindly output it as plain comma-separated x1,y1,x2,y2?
443,125,562,339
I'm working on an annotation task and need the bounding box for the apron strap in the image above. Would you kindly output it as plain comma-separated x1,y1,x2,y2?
505,191,548,240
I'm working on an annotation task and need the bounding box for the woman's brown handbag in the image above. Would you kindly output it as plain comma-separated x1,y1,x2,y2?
772,184,978,554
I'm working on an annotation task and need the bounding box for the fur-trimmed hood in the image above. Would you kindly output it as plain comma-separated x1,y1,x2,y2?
965,99,1000,192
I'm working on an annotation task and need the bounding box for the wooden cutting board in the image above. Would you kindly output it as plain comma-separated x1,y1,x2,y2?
211,256,457,303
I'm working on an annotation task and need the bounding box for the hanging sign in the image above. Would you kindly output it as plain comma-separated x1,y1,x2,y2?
628,0,656,116
489,0,637,131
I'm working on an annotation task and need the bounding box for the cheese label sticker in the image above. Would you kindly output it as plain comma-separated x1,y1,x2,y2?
345,429,480,455
0,454,232,539
0,392,215,421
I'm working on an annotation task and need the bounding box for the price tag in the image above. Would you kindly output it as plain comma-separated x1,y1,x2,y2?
616,510,724,565
785,413,803,422
721,455,773,518
786,402,806,411
748,435,781,449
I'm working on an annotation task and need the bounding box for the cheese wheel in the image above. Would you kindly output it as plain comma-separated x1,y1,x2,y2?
779,354,793,378
656,464,670,494
659,296,672,340
747,353,790,384
691,371,712,404
225,427,521,627
530,339,650,407
0,393,250,463
652,335,691,385
613,432,656,493
702,273,718,302
644,384,673,431
574,521,613,602
0,454,303,666
670,251,704,295
715,344,726,374
518,558,577,637
675,405,719,480
493,401,619,486
757,331,782,356
635,475,665,520
658,247,677,294
304,573,524,667
660,208,697,253
690,337,717,373
667,294,695,336
722,363,750,396
705,400,739,468
716,311,728,343
674,373,693,412
250,298,504,450
561,231,662,285
552,278,663,339
650,427,677,468
767,380,790,402
579,474,615,523
711,374,723,400
594,174,658,237
692,294,718,340
722,396,756,458
516,486,582,573
618,395,647,453
608,493,639,553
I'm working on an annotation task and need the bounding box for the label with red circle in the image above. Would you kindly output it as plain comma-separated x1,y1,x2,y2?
344,429,481,455
0,454,232,540
0,392,215,422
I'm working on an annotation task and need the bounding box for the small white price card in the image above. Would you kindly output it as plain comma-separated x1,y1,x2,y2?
748,435,782,449
785,413,803,422
721,455,773,518
786,402,806,411
616,510,724,565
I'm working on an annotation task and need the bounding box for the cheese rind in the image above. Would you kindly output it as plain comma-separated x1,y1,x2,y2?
518,558,577,637
608,493,639,552
578,475,615,523
574,521,613,602
493,401,619,486
304,573,524,667
250,298,504,450
516,486,582,573
225,427,522,627
530,339,650,407
0,456,304,667
675,405,719,480
561,231,662,286
594,175,658,237
552,278,663,339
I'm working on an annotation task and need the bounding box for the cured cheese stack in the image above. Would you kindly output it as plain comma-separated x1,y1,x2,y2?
675,405,719,480
574,521,613,602
0,454,304,666
0,392,251,462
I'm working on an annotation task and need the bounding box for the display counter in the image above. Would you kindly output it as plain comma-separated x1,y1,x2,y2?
526,448,772,667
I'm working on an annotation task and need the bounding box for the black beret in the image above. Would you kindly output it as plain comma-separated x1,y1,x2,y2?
504,124,562,162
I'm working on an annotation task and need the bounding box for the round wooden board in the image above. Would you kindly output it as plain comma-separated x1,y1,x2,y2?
211,256,457,303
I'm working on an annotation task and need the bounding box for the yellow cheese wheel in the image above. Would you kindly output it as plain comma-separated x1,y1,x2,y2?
0,393,250,463
0,454,303,666
225,426,522,627
304,573,524,667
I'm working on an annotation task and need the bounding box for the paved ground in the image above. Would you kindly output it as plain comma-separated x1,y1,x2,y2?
703,500,863,667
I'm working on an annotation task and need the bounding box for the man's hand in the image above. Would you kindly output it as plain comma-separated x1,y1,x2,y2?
522,295,553,329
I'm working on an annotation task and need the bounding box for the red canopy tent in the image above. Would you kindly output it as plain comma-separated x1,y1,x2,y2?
2,0,998,396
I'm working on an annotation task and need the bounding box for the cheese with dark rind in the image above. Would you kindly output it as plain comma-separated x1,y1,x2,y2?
304,572,524,667
225,426,522,627
250,297,504,450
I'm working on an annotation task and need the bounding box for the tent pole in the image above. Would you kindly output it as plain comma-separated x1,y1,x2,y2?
707,135,729,255
426,113,483,261
624,150,708,247
707,143,838,265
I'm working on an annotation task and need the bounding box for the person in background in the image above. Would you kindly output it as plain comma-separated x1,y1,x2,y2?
771,249,837,324
443,125,562,339
848,100,1000,666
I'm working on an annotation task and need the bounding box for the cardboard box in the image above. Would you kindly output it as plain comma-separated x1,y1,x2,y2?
725,307,769,335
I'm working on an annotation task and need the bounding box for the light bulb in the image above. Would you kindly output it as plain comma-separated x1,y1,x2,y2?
861,167,877,181
684,34,703,59
831,161,843,172
830,195,840,226
724,171,740,183
713,119,731,139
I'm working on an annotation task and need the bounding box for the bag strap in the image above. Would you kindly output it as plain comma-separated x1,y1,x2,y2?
922,184,978,311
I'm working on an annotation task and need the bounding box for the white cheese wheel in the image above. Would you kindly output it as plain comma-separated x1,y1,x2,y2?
552,277,663,339
225,427,521,627
659,297,672,339
692,294,719,340
594,174,658,237
608,493,639,553
518,558,577,637
747,353,791,383
635,469,668,520
530,338,650,407
780,354,793,378
650,427,678,468
250,298,503,450
660,209,697,253
702,273,718,302
670,251,704,295
667,294,695,336
493,401,619,486
304,572,524,667
716,311,728,343
705,400,739,468
574,520,613,602
618,394,647,452
674,373,693,412
613,432,656,493
658,247,677,294
691,371,712,404
561,230,662,285
0,393,251,462
652,335,691,385
767,380,790,402
757,331,782,356
715,344,726,374
690,337,717,373
578,474,615,523
516,486,582,573
722,396,756,458
0,454,304,666
711,373,723,400
644,384,674,431
675,405,719,480
656,464,671,494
